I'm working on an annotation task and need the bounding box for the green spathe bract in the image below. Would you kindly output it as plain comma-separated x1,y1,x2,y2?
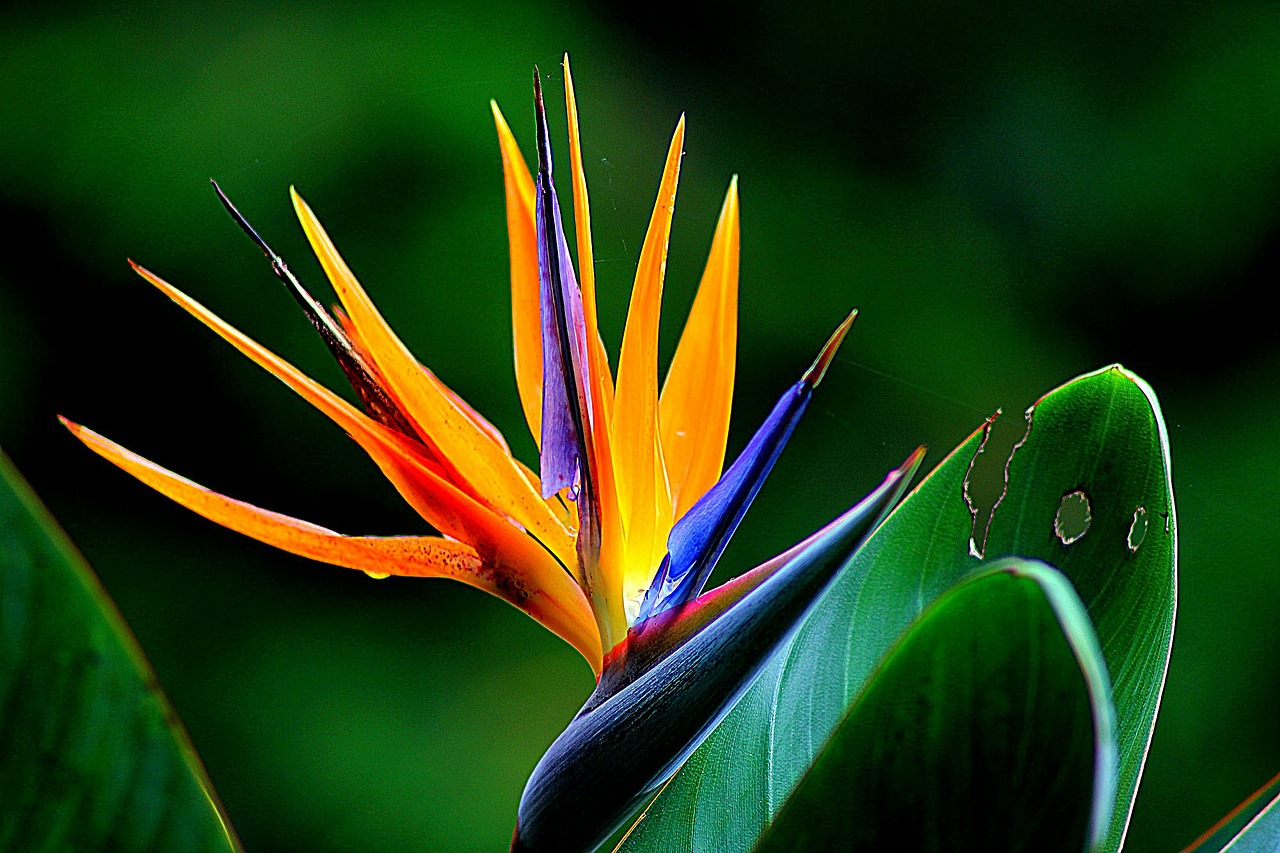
513,455,919,853
0,450,238,852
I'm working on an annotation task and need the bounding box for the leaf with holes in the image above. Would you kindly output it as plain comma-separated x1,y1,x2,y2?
755,559,1116,853
620,365,1175,853
0,449,239,851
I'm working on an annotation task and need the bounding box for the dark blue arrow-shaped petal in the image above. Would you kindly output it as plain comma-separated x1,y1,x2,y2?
637,311,857,622
512,447,923,853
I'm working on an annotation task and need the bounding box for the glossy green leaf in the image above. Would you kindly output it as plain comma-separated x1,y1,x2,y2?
1184,772,1280,853
755,559,1116,853
621,365,1175,853
0,449,239,851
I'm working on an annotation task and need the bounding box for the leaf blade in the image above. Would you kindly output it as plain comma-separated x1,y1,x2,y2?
754,559,1116,853
0,448,239,852
622,365,1176,853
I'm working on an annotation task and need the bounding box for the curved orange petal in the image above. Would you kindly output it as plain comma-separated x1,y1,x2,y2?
612,116,685,610
289,190,576,569
660,177,739,521
127,262,593,621
491,101,544,448
336,303,514,457
62,418,601,667
129,262,452,525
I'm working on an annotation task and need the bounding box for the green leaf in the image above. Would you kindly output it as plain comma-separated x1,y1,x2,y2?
755,559,1116,853
621,365,1175,853
0,449,239,851
1185,772,1280,853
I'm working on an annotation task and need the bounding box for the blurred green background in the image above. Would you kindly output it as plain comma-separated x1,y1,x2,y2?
2,2,1278,850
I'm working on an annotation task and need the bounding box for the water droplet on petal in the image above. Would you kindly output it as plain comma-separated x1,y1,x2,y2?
1055,490,1092,545
1128,506,1148,553
364,570,390,580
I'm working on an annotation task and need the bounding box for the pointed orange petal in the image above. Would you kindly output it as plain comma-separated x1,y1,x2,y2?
62,418,601,668
335,304,512,456
128,262,579,583
491,101,544,447
562,55,627,635
433,370,512,455
660,177,740,520
611,116,685,610
562,55,616,417
62,416,477,579
289,190,576,568
130,262,440,514
562,55,598,351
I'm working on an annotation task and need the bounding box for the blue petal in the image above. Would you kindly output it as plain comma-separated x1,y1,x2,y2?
638,311,857,620
533,71,593,500
512,449,924,853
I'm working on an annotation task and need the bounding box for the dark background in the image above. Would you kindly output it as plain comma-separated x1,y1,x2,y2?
3,2,1278,850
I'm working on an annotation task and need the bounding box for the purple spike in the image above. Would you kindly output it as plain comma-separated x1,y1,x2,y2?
533,71,593,500
639,312,857,621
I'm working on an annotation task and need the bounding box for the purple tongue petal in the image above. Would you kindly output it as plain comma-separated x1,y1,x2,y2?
533,71,593,499
638,311,856,620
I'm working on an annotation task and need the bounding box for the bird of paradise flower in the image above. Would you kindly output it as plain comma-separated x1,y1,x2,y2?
63,56,923,852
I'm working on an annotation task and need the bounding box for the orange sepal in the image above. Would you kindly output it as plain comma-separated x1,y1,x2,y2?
611,116,685,607
62,418,602,668
334,303,513,457
491,101,545,448
289,190,575,568
562,55,616,420
124,262,600,667
562,55,628,639
660,177,739,520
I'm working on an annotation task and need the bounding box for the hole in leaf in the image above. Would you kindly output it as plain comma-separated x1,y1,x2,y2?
1128,506,1148,553
964,407,1033,558
1054,490,1092,545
